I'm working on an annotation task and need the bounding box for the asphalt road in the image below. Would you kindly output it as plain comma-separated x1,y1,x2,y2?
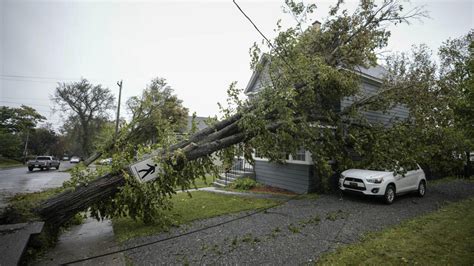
0,161,73,210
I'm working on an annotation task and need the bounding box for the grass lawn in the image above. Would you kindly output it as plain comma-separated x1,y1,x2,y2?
113,191,278,242
317,197,474,265
174,175,216,191
0,157,23,169
0,187,66,222
429,175,474,185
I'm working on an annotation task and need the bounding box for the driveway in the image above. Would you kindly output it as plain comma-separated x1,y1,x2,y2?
0,162,73,210
116,180,474,265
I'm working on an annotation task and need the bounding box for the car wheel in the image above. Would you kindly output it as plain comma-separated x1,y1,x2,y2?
384,184,396,205
28,167,33,171
40,167,43,171
417,180,426,197
56,165,60,170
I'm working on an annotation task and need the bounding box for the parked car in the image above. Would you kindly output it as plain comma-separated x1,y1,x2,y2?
62,156,70,161
70,156,81,163
339,164,426,204
27,156,60,171
98,158,112,165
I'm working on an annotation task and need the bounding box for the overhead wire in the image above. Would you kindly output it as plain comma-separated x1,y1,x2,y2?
232,0,307,89
0,77,63,84
0,100,52,108
62,193,302,265
59,2,312,264
0,74,80,81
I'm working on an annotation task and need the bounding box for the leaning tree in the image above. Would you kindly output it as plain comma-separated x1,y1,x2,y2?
36,0,464,227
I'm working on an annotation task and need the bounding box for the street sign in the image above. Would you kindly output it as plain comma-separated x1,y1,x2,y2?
129,157,162,182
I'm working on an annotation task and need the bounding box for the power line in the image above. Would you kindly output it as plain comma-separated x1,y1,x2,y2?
2,96,51,102
0,77,62,84
0,74,80,81
0,100,52,108
232,0,300,79
62,193,302,265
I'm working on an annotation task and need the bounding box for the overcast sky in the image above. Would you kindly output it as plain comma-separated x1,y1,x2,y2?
0,0,472,129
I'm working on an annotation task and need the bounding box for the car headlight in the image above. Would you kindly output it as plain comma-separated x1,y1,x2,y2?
366,177,383,184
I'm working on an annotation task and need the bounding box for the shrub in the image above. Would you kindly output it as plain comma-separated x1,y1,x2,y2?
232,177,258,190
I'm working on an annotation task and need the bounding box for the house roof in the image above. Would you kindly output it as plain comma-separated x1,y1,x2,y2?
351,64,387,83
244,55,269,94
244,55,387,95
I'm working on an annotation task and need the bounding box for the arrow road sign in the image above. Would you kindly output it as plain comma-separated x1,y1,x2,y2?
129,157,162,182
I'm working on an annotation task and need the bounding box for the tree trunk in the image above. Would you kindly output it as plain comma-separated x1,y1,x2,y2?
37,173,125,226
35,113,249,226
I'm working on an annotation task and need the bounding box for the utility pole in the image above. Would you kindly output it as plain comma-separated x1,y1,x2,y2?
115,80,123,139
23,131,29,164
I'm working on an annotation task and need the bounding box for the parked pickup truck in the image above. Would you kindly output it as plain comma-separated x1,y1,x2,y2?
27,156,60,171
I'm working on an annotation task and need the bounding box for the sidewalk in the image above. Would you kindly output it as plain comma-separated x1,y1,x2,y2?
35,218,125,266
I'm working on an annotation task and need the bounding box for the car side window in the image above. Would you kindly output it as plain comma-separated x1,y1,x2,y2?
405,164,417,171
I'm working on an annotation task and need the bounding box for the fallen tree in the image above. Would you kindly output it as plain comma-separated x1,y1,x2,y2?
35,0,471,228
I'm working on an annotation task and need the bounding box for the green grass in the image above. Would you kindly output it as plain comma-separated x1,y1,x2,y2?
174,175,216,191
0,187,67,223
0,157,23,169
113,191,278,242
317,197,474,265
192,175,216,188
430,175,474,185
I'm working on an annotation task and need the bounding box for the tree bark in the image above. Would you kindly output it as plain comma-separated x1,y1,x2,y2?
35,114,247,226
37,173,125,226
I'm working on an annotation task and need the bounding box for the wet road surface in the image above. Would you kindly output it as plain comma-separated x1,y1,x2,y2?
0,162,73,209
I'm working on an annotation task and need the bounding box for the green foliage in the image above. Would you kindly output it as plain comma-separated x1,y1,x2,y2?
317,197,474,265
112,191,277,242
0,105,45,158
0,105,45,134
231,0,431,192
231,177,258,190
0,157,22,168
63,77,214,225
126,77,189,146
0,187,66,224
0,131,22,159
217,1,470,192
28,124,59,156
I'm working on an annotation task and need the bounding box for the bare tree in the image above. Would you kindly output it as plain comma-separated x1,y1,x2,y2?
53,79,115,156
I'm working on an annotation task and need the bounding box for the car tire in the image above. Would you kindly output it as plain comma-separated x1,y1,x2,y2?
417,180,426,197
56,165,60,170
40,167,43,171
384,184,396,205
28,167,33,171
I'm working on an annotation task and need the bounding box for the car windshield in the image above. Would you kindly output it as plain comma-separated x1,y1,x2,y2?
36,156,51,160
367,167,390,171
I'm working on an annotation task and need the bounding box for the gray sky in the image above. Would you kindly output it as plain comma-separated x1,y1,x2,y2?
0,0,472,129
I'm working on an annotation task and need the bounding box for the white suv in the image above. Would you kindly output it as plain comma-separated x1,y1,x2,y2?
339,165,427,204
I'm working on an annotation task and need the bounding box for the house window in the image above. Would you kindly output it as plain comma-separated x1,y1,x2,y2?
254,148,311,165
293,148,306,161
